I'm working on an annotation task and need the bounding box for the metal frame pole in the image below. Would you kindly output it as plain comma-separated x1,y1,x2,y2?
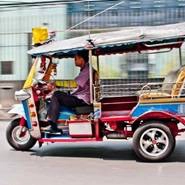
179,47,182,66
89,49,93,104
96,55,100,73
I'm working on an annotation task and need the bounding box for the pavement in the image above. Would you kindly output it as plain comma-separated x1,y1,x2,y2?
0,108,12,120
1,120,185,185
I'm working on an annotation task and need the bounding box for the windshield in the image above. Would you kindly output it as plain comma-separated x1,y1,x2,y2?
23,56,51,89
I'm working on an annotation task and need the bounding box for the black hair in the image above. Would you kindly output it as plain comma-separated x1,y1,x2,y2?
76,50,89,63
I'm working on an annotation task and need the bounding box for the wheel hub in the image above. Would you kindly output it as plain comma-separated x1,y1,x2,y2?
11,126,31,145
140,128,169,157
152,140,157,145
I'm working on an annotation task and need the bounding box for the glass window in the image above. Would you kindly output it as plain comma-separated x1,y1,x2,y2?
0,61,13,75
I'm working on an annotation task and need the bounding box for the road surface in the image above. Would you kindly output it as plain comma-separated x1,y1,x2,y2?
1,121,185,185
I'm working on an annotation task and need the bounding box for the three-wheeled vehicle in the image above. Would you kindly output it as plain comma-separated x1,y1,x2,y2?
6,22,185,161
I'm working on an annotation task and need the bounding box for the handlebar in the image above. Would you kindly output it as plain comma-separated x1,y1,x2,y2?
33,80,55,97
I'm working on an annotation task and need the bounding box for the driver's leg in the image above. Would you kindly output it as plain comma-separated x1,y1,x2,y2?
47,91,86,132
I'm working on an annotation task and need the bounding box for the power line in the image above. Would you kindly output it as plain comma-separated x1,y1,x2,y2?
0,0,103,8
0,0,122,16
0,0,26,3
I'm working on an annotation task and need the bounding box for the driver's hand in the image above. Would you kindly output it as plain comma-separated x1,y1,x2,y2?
47,82,55,91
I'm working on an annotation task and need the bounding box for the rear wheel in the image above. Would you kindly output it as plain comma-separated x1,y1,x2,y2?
6,118,37,151
133,121,175,161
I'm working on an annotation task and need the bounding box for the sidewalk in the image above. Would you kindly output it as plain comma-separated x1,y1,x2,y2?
0,108,12,120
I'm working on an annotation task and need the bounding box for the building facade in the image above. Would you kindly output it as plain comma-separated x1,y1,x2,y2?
1,0,185,106
67,0,185,80
0,2,67,106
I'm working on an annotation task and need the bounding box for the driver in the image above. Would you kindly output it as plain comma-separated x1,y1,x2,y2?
47,50,90,133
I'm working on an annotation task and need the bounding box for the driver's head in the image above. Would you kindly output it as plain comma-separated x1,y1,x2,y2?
74,50,88,68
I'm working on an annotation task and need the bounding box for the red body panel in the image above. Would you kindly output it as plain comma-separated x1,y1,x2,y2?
100,115,133,122
100,96,137,122
132,111,185,125
39,138,102,143
20,117,26,126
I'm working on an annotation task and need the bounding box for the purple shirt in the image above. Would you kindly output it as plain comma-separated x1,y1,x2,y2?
71,63,90,104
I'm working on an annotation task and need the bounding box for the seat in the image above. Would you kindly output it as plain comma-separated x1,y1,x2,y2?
58,105,93,120
74,104,94,115
140,66,185,100
171,67,185,96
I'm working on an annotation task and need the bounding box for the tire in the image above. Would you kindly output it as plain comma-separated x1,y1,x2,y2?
133,121,175,162
6,118,37,151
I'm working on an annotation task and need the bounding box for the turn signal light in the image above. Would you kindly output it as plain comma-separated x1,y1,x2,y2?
29,104,34,108
31,112,36,117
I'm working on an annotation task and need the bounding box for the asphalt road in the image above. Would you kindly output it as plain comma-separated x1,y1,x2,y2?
1,121,185,185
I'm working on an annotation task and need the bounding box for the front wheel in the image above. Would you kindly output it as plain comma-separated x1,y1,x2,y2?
133,122,175,161
6,118,37,151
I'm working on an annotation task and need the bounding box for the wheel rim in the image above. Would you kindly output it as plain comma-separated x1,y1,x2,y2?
11,126,31,145
139,128,169,157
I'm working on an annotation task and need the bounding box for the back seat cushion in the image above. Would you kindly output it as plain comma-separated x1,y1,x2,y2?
140,67,185,100
161,69,179,94
171,67,185,96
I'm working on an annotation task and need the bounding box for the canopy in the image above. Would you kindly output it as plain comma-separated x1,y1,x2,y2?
28,22,185,58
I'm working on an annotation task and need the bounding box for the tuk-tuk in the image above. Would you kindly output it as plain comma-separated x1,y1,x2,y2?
6,22,185,161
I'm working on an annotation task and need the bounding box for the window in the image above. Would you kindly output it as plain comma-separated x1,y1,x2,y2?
0,61,13,75
126,53,149,79
111,9,118,16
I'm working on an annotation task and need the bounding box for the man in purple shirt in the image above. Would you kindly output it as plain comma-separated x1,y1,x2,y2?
47,51,90,133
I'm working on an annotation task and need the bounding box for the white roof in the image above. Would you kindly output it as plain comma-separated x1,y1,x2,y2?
28,22,185,57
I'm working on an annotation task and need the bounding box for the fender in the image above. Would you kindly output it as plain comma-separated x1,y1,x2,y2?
8,104,26,119
132,111,185,125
